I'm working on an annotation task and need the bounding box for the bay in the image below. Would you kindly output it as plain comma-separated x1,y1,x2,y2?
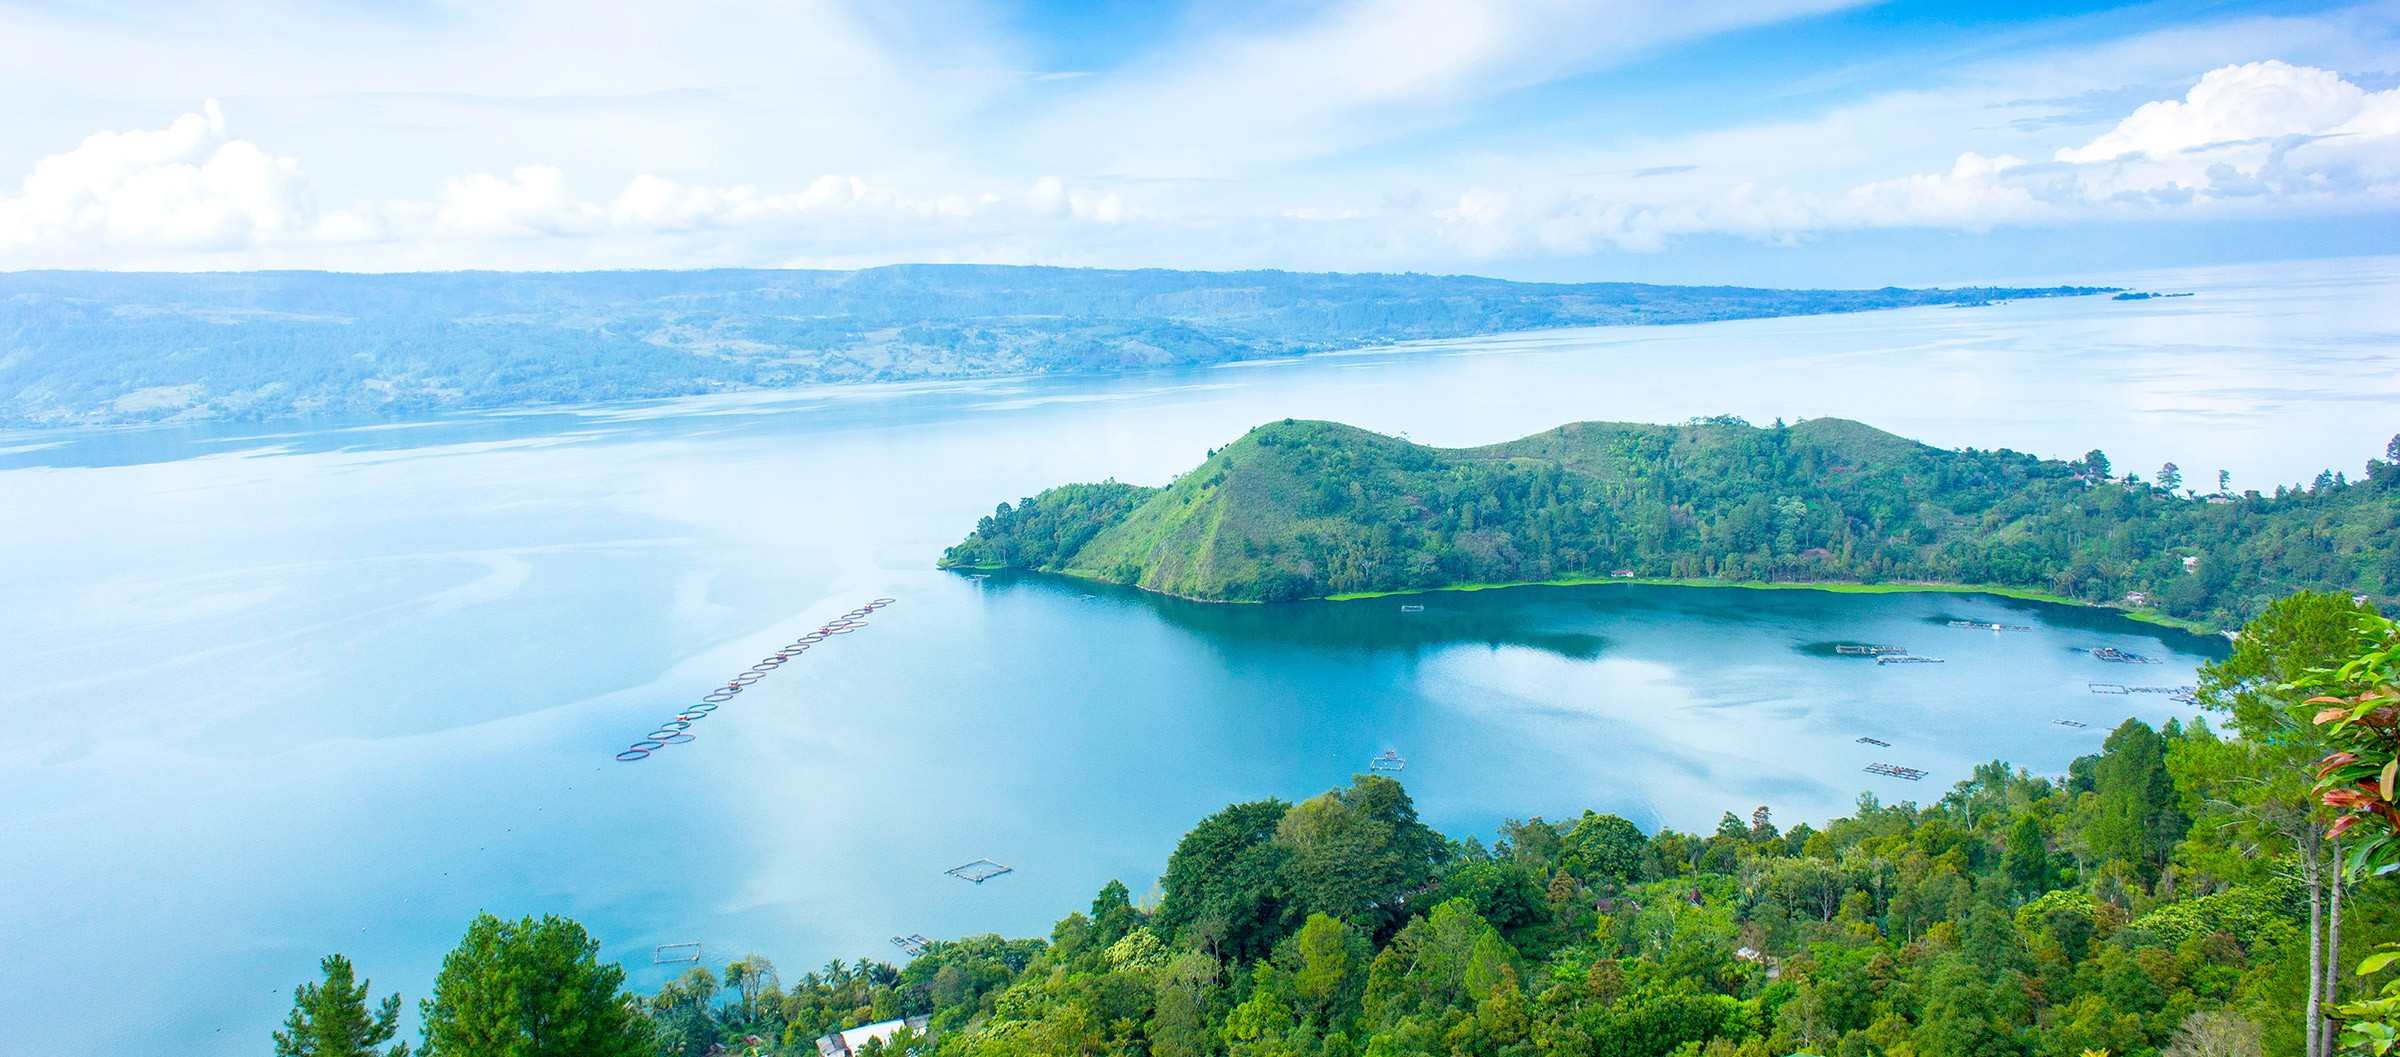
2,254,2392,1055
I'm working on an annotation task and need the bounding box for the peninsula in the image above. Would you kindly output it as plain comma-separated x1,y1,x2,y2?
942,416,2399,630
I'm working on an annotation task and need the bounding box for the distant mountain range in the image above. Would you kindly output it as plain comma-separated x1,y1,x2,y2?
941,416,2399,630
0,267,2110,427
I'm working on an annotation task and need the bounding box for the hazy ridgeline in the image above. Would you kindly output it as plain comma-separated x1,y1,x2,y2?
0,267,2105,427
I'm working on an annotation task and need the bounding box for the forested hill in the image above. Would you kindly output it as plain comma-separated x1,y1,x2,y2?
0,267,2104,426
940,416,2400,629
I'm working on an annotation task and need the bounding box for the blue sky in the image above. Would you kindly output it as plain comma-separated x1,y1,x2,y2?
0,0,2393,283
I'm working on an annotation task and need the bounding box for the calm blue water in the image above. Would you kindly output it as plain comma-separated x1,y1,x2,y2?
3,255,2393,1056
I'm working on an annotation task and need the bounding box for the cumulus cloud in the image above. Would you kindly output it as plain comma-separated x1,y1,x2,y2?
0,101,375,258
0,100,1132,267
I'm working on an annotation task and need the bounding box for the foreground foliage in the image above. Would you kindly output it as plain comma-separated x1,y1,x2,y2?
944,417,2400,629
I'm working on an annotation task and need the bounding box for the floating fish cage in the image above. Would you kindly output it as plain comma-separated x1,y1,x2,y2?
1877,655,1944,665
1863,763,1927,781
1369,750,1407,772
654,942,703,965
1836,645,1907,656
946,859,1014,884
1855,737,1891,747
2089,683,2129,694
2053,719,2089,728
2089,647,2163,664
890,934,933,956
1399,604,1425,613
1948,620,2032,631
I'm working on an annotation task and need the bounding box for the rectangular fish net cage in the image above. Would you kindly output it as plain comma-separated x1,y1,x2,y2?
654,942,702,964
1863,763,1927,781
946,859,1013,884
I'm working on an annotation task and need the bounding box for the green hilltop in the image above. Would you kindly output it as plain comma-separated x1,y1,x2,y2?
941,416,2400,629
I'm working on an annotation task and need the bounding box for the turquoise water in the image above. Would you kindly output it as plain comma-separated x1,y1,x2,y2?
4,255,2393,1055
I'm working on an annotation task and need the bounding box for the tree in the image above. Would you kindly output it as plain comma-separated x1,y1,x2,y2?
2002,814,2052,896
1560,812,1648,886
2081,719,2187,875
418,913,655,1057
2219,469,2232,494
2083,450,2112,479
1274,775,1445,935
2202,592,2382,1057
275,954,409,1057
1155,799,1293,961
1292,913,1355,1022
2159,463,2182,492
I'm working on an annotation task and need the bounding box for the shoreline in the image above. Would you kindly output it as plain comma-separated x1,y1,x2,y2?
946,564,2223,636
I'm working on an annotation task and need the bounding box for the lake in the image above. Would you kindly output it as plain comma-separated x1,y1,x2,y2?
3,254,2393,1056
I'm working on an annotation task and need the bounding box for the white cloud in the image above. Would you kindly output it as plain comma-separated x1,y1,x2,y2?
2058,60,2385,163
439,166,602,237
0,101,375,257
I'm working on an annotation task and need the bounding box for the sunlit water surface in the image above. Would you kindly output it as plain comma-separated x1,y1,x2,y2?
5,255,2396,1055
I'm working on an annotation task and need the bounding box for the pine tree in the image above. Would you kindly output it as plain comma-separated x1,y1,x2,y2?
273,954,408,1057
418,914,654,1057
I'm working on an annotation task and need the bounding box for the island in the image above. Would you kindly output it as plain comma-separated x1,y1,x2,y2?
942,416,2398,630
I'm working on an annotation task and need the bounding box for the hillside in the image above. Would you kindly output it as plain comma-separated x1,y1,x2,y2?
941,416,2400,629
0,268,2105,427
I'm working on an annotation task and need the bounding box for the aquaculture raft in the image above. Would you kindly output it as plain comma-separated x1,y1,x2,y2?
946,859,1013,884
1877,655,1944,665
654,942,702,964
1863,763,1927,781
1855,737,1891,747
890,934,932,956
1399,604,1425,613
1835,644,1906,656
1368,750,1407,772
614,597,896,762
2088,647,2163,664
2053,719,2089,728
1949,620,2032,631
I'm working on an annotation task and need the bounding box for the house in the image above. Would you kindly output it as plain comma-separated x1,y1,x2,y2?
1611,569,1636,579
818,1016,931,1056
2123,592,2149,605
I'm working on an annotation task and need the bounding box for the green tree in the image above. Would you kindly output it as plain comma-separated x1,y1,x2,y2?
1275,776,1446,934
418,913,654,1057
1292,913,1357,1024
275,954,409,1057
2081,719,2187,875
2196,591,2379,1057
2002,814,2052,897
1560,813,1648,887
1156,799,1293,961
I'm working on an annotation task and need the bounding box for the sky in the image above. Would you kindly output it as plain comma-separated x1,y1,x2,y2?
0,0,2395,284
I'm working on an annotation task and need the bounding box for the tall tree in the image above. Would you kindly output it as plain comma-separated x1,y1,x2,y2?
418,914,654,1057
274,954,409,1057
2193,591,2379,1057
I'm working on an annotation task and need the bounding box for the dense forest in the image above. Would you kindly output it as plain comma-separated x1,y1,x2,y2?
0,268,2103,426
941,417,2400,631
275,594,2400,1057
